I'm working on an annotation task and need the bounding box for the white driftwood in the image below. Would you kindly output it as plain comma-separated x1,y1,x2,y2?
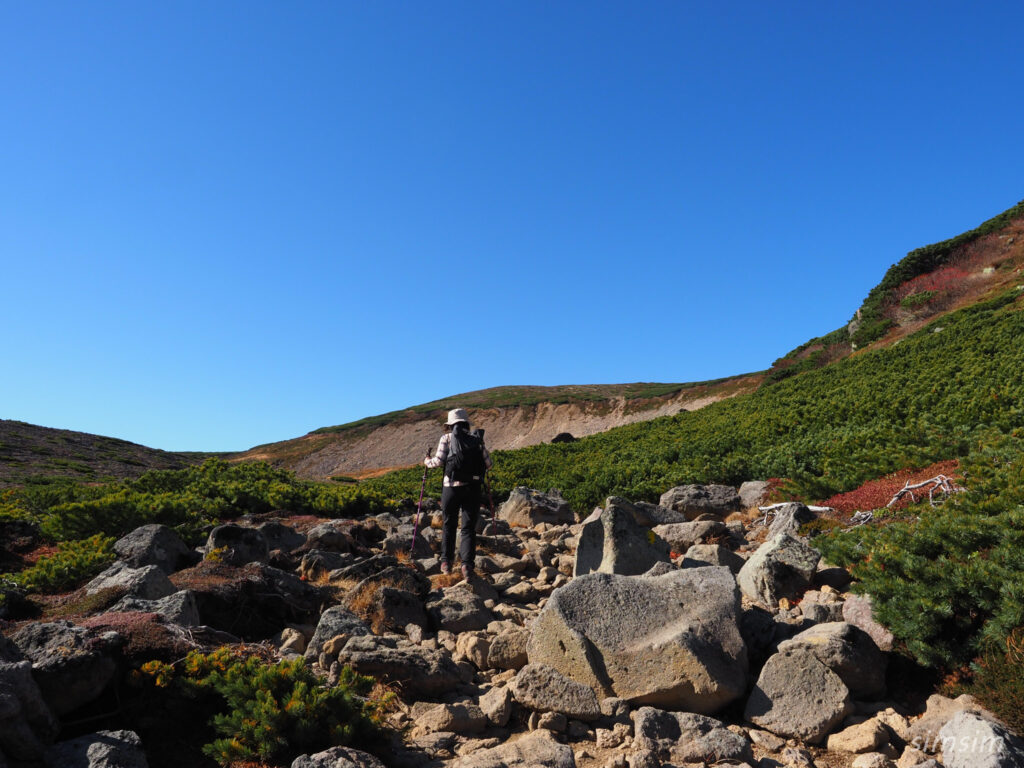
755,502,835,526
886,474,963,508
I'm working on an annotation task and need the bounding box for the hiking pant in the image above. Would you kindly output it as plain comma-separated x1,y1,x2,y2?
440,483,480,568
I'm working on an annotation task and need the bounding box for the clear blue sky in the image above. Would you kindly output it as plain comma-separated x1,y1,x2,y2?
2,2,1022,451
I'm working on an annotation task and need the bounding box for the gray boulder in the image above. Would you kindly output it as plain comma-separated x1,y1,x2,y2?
631,706,753,764
767,503,817,538
304,607,371,661
652,520,727,552
681,544,746,574
416,702,487,734
479,686,513,727
44,730,148,768
0,653,58,762
739,480,771,508
629,502,689,527
744,648,853,744
938,711,1024,768
304,522,355,552
659,484,741,519
110,590,200,626
290,746,386,768
113,524,194,574
499,488,574,528
450,729,575,768
777,621,887,700
204,524,269,565
573,498,671,577
426,585,494,633
337,635,462,699
488,628,530,671
85,562,175,601
737,533,820,608
843,594,896,652
257,521,307,553
382,527,432,559
527,567,747,714
510,664,601,721
10,622,119,716
299,550,357,580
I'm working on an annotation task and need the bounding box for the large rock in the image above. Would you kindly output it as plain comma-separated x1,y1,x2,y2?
938,711,1024,768
767,503,817,538
171,561,322,640
777,621,887,700
109,590,200,627
744,647,853,744
659,484,741,520
0,651,58,762
510,664,601,720
304,607,371,661
336,635,462,699
304,522,356,553
488,628,530,671
426,585,494,633
204,524,269,565
113,524,194,574
9,622,119,716
573,498,671,577
256,521,307,553
681,544,746,574
908,693,994,752
652,520,727,552
450,729,575,768
631,706,753,764
85,562,176,600
499,488,575,528
739,480,771,508
527,567,747,713
44,730,148,768
843,595,896,652
737,533,820,608
629,502,689,527
290,746,386,768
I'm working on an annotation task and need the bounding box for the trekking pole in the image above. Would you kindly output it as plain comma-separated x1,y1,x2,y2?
410,446,431,556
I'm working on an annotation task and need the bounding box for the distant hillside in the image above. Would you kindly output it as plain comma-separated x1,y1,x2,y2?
234,378,762,480
0,420,211,486
362,197,1024,510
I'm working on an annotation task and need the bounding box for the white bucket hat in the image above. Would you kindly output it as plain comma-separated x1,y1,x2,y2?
446,408,470,426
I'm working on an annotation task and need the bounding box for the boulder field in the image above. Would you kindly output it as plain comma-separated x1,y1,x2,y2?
1,487,1021,768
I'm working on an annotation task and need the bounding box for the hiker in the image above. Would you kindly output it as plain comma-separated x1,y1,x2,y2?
424,408,492,579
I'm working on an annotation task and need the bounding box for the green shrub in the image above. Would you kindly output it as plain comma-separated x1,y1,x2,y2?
816,432,1024,668
797,517,842,538
365,288,1024,514
8,458,391,545
5,534,115,593
139,648,388,766
949,628,1024,733
900,290,937,309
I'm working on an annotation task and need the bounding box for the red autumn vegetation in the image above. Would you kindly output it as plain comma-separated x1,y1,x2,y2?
818,459,960,516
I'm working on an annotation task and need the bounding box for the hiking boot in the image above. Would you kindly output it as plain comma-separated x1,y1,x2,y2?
461,564,473,580
440,562,451,575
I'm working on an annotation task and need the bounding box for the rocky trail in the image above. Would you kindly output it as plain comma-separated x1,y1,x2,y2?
2,483,1021,768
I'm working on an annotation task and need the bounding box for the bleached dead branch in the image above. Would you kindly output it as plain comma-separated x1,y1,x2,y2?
886,474,964,509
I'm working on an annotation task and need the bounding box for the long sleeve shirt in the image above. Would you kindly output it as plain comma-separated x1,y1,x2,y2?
426,432,493,486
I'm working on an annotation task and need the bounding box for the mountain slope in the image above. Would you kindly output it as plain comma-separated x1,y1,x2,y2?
234,377,762,480
0,420,211,486
361,198,1024,510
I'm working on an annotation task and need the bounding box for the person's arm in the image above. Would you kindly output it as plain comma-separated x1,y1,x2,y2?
482,444,492,471
425,434,449,468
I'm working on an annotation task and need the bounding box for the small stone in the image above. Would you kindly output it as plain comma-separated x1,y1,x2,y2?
828,718,889,753
538,711,567,732
851,754,896,768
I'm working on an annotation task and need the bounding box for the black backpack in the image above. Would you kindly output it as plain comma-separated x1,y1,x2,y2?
446,426,486,483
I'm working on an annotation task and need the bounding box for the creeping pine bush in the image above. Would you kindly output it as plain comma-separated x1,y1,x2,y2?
816,431,1024,669
139,648,389,766
1,458,390,545
4,534,115,593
